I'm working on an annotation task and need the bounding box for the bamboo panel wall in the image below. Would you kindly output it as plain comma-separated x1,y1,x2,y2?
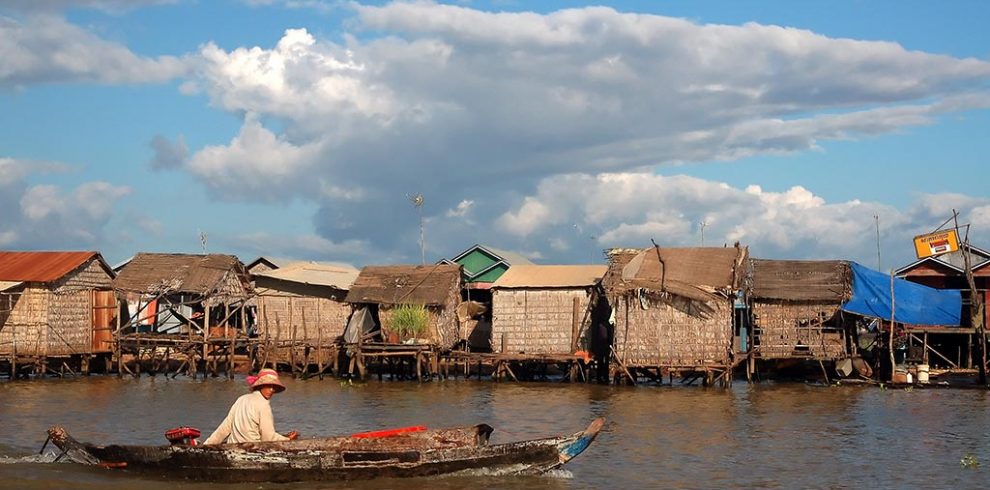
256,294,352,343
207,270,251,306
612,294,732,368
49,259,114,356
491,288,591,354
54,259,113,291
752,301,846,360
47,290,92,356
377,287,460,349
0,287,49,356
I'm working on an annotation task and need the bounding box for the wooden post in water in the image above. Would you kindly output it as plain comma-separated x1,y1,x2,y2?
888,272,896,382
955,210,986,385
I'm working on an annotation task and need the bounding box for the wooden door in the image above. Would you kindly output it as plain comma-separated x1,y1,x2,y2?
92,290,117,353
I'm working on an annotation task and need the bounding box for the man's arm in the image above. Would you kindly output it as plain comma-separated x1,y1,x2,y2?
258,401,289,442
203,410,234,445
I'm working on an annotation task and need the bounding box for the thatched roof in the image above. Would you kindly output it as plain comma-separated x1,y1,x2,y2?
113,253,249,296
492,265,607,288
603,246,747,302
345,264,461,306
0,251,111,282
747,259,851,302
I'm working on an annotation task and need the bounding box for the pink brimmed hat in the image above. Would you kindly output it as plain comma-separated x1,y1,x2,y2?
247,368,286,393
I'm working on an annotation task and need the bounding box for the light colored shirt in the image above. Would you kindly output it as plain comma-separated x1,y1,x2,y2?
204,391,289,445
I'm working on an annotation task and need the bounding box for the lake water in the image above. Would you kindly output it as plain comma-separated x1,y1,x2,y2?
1,376,989,489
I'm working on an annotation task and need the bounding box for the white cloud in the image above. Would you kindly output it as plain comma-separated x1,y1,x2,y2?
177,4,990,258
0,158,131,248
493,170,990,267
445,199,474,218
0,14,189,87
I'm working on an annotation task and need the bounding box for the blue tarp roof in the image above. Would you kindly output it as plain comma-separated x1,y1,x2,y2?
841,262,962,326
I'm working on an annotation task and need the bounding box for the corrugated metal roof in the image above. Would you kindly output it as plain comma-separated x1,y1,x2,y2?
113,253,249,295
345,264,461,306
492,265,607,288
747,259,851,301
254,261,359,290
0,251,105,282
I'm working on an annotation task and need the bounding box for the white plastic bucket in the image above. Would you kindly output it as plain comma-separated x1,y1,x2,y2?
917,364,930,384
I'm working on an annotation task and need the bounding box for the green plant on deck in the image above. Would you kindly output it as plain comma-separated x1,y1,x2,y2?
961,454,979,468
391,304,429,340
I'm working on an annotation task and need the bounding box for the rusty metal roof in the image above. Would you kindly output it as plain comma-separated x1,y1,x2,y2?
492,265,607,288
345,264,462,306
113,253,249,295
0,251,108,282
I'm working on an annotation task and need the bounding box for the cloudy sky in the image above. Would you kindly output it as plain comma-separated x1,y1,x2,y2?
2,0,989,270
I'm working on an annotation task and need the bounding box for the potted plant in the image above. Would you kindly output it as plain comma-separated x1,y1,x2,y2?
391,304,429,343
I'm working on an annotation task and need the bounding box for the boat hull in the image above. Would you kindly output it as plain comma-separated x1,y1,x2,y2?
47,418,604,483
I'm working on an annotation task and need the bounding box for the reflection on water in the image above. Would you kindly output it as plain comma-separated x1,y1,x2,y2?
2,377,989,489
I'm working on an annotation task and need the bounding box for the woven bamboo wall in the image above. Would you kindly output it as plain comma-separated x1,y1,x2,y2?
257,293,351,343
207,270,251,306
752,301,846,360
613,293,732,368
48,259,114,356
490,288,591,354
0,287,49,356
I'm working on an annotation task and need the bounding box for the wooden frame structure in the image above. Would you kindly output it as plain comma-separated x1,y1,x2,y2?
111,253,253,378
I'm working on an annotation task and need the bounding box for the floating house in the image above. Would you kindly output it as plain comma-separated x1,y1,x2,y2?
603,245,748,379
746,259,852,361
253,262,359,345
112,253,253,337
0,251,117,365
490,265,608,355
345,265,463,348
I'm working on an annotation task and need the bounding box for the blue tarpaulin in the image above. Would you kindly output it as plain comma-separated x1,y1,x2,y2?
841,262,962,326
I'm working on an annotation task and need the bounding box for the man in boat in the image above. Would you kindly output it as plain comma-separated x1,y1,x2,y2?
204,368,299,444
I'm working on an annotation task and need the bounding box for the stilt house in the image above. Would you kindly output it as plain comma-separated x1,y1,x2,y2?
253,262,359,345
0,251,116,358
345,265,463,348
112,253,253,337
490,265,608,355
745,259,852,361
603,245,748,372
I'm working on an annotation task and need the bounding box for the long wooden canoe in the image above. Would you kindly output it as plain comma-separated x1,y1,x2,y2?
45,418,604,482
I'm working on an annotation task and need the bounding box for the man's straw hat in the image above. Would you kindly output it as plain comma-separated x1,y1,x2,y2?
247,368,285,393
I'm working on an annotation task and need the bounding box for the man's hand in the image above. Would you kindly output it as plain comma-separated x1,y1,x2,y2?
286,431,299,440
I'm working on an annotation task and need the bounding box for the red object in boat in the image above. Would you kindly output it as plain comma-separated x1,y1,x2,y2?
350,426,427,439
165,427,201,445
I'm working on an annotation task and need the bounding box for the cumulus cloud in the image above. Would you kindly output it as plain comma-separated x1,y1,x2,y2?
0,13,189,88
0,158,130,248
494,171,990,267
164,3,990,263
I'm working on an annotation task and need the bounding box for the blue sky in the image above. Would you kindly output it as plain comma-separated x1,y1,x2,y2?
2,0,989,270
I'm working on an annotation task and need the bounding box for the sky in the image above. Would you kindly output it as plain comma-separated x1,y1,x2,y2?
2,0,990,271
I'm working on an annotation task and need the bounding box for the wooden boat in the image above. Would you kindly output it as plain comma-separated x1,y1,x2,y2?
45,418,604,483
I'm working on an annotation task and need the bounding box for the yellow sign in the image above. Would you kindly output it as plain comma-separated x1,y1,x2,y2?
913,229,960,259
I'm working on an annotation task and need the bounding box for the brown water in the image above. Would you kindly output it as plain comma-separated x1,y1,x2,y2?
1,377,989,489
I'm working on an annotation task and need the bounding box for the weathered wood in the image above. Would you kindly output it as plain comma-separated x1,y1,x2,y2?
47,419,604,483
